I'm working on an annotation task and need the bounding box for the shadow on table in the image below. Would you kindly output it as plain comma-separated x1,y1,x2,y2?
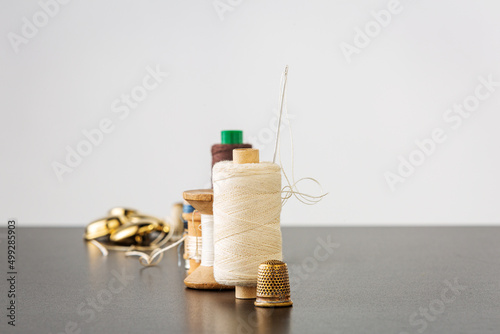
184,287,291,334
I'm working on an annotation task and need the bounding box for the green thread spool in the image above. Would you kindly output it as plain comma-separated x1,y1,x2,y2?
221,130,243,145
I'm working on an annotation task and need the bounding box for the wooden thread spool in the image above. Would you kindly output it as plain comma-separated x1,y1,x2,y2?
183,189,233,290
170,202,184,241
232,148,259,299
182,210,202,275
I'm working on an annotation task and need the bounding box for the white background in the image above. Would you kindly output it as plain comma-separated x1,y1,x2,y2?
1,0,499,226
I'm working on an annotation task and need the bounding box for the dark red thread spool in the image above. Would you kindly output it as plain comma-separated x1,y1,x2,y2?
211,130,252,167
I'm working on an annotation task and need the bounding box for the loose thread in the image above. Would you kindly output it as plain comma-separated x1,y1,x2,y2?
126,236,186,267
186,236,202,262
124,217,188,267
273,65,328,206
89,240,109,256
86,219,175,255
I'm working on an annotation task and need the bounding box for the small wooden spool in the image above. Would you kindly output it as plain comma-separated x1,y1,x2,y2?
182,210,202,275
232,148,260,299
170,202,184,241
183,189,233,290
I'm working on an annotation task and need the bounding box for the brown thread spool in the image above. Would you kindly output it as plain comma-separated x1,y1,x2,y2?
211,144,252,167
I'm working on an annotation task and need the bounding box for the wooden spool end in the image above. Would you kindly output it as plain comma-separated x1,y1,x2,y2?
233,148,259,164
183,189,214,215
182,189,222,289
188,259,200,275
185,216,201,235
184,265,234,290
235,286,257,299
233,148,260,299
182,211,201,223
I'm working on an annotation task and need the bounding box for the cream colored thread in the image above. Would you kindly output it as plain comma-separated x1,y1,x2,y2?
186,236,202,262
273,65,328,206
213,161,283,286
89,240,109,256
123,219,188,267
200,214,215,267
126,236,186,266
126,210,198,267
189,210,202,262
87,219,175,256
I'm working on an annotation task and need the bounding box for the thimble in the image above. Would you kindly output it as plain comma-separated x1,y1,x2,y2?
254,260,293,308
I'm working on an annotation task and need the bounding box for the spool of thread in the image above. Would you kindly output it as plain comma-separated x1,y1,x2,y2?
182,202,195,270
170,202,184,241
211,130,252,167
213,148,283,299
182,209,202,275
183,189,233,290
200,214,214,267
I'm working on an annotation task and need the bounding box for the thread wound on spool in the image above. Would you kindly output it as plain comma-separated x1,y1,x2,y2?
186,236,202,262
200,214,215,267
213,161,283,286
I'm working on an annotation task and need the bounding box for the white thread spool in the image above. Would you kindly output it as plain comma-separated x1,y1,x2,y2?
200,214,215,266
213,148,283,299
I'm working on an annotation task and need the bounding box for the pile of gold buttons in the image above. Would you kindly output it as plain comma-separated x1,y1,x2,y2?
84,207,171,251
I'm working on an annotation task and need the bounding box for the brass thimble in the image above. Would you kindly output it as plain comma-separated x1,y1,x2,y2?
255,260,293,308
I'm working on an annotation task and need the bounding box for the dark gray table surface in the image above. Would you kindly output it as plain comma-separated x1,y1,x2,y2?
0,227,499,334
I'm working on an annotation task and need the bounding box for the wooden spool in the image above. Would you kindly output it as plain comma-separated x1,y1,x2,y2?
232,148,260,299
170,202,184,241
183,189,233,290
182,210,202,275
